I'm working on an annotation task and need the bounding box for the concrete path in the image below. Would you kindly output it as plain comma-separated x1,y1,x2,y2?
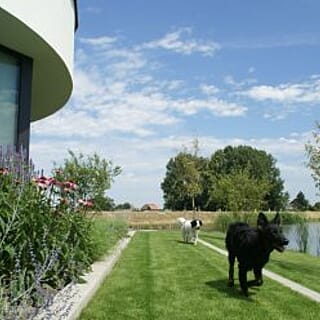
35,231,136,320
198,238,320,303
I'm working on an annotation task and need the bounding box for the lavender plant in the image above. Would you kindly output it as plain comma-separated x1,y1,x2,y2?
0,148,96,318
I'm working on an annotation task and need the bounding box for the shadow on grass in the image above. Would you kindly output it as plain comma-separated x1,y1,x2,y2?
175,240,196,245
205,279,257,301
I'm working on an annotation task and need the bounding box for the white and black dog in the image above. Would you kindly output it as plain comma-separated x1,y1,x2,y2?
177,217,203,245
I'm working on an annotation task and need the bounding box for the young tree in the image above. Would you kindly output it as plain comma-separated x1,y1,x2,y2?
54,150,121,210
306,121,320,190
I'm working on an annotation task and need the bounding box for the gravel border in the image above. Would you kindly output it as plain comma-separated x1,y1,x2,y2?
35,231,136,320
198,238,320,303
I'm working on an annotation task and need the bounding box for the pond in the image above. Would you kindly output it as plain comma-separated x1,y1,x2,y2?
283,222,320,256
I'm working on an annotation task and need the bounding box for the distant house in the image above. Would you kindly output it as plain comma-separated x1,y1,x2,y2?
141,203,161,211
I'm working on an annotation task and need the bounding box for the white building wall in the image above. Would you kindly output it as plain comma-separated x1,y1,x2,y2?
0,0,77,120
0,0,75,72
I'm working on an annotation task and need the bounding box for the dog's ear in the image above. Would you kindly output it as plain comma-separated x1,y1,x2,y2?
257,212,268,228
271,212,281,225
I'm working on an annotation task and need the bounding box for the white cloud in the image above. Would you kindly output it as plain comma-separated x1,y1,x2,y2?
241,78,320,104
244,84,304,102
32,35,246,140
141,28,220,56
171,98,247,117
224,75,257,88
236,77,320,120
200,84,220,95
80,36,118,47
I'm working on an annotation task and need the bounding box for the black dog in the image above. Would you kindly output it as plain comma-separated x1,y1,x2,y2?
226,212,289,296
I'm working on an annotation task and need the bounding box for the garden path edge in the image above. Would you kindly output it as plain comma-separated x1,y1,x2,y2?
35,230,136,320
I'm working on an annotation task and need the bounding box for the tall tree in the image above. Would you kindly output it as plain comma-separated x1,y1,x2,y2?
161,152,202,210
207,145,288,211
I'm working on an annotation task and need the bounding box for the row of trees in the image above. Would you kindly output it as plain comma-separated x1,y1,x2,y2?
54,121,320,213
289,191,320,211
161,144,289,211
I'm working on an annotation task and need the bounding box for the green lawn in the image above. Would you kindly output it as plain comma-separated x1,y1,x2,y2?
80,231,320,320
200,231,320,293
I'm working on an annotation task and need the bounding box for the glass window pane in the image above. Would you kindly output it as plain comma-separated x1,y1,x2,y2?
0,49,20,148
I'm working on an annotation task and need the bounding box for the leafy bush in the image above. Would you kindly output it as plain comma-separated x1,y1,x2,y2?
213,212,258,232
276,212,307,225
213,211,307,233
54,150,121,211
0,149,106,318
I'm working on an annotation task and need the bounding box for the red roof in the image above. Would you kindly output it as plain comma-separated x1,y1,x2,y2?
141,203,160,210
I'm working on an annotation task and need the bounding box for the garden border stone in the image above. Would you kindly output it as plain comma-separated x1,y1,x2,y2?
35,230,136,320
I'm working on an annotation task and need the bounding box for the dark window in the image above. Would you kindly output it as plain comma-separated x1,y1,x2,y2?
0,45,32,157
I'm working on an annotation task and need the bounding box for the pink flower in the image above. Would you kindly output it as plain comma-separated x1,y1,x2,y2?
0,168,9,175
78,199,94,208
34,176,56,189
64,181,78,191
33,176,48,189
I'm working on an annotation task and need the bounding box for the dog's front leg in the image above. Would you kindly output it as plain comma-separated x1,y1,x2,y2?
193,230,199,245
253,267,263,286
239,265,249,296
227,253,235,287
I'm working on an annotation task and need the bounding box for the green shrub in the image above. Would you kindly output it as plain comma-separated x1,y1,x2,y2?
213,212,258,232
277,212,307,224
0,150,108,318
212,211,307,233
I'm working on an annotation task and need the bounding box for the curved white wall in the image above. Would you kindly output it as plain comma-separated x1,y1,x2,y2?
0,0,76,121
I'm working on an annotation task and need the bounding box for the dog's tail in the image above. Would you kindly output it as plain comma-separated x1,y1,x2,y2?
177,217,186,226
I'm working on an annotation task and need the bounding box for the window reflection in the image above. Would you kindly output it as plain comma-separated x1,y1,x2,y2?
0,50,20,147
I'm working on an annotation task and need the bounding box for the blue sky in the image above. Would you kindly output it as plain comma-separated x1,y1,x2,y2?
30,0,320,208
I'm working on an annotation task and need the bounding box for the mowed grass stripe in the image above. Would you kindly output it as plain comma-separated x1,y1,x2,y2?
80,231,320,320
200,231,320,293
